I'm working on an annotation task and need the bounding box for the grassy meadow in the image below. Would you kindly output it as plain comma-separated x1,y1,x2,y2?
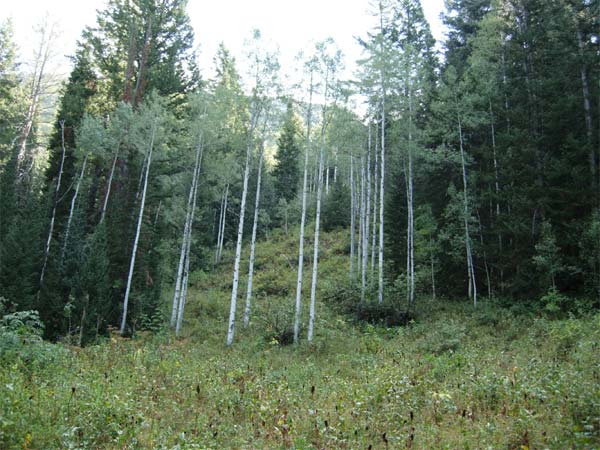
1,229,599,449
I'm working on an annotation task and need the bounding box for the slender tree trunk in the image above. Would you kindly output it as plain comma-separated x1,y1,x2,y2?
307,61,335,343
363,126,372,299
61,153,89,263
243,144,265,328
308,121,326,343
293,71,314,344
215,186,226,263
325,160,330,195
407,90,415,307
172,142,203,327
458,116,477,306
226,136,254,346
430,237,436,300
378,104,385,304
349,155,355,279
378,3,386,304
357,161,363,277
100,143,120,224
153,200,161,226
360,155,367,303
39,120,66,286
334,153,338,184
371,122,379,283
176,144,204,336
120,123,156,335
218,185,229,263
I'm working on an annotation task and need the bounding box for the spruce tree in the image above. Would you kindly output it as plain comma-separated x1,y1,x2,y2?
273,101,301,202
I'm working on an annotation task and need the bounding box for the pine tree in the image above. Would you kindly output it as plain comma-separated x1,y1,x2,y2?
273,101,301,202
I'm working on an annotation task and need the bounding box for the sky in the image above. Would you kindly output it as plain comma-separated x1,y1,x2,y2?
1,0,447,79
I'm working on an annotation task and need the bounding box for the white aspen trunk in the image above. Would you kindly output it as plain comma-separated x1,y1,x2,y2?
176,144,204,336
100,144,120,224
490,99,504,284
171,189,192,327
40,120,66,286
226,138,253,346
243,144,264,328
357,161,363,276
378,106,385,304
489,100,500,218
360,155,367,304
378,3,386,304
458,117,477,306
172,142,202,327
371,122,379,282
308,61,333,343
218,185,229,263
61,153,89,263
176,253,191,336
334,153,338,183
354,161,363,278
215,187,226,263
135,151,149,203
408,91,415,307
364,127,371,288
430,237,436,300
325,160,330,195
120,123,156,335
307,124,325,343
293,70,314,344
349,155,355,279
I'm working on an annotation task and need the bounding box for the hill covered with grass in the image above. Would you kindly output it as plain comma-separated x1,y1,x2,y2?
1,228,599,449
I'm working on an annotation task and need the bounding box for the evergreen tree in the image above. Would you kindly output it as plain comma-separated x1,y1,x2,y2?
273,101,301,202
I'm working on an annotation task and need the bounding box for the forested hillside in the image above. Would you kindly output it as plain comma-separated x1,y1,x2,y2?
0,0,598,447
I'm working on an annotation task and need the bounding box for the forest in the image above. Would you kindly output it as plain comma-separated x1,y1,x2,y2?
0,0,598,448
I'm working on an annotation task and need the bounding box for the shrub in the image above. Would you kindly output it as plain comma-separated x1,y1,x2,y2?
322,280,414,327
0,307,67,367
259,302,296,346
417,319,466,355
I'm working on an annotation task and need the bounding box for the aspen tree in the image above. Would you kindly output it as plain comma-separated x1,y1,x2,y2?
307,39,342,343
243,138,265,328
293,60,315,344
39,120,66,286
227,30,278,345
120,120,156,334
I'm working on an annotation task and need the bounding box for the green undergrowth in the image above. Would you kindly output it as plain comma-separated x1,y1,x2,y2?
1,228,599,449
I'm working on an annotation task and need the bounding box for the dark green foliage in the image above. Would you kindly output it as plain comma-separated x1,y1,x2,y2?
273,102,301,202
0,193,45,311
322,182,350,231
0,19,23,167
0,302,67,368
322,280,413,327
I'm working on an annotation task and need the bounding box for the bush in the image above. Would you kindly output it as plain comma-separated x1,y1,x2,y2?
417,319,466,355
0,307,67,367
322,280,414,327
259,302,296,346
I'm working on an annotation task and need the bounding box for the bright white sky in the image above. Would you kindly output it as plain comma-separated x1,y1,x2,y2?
1,0,446,80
